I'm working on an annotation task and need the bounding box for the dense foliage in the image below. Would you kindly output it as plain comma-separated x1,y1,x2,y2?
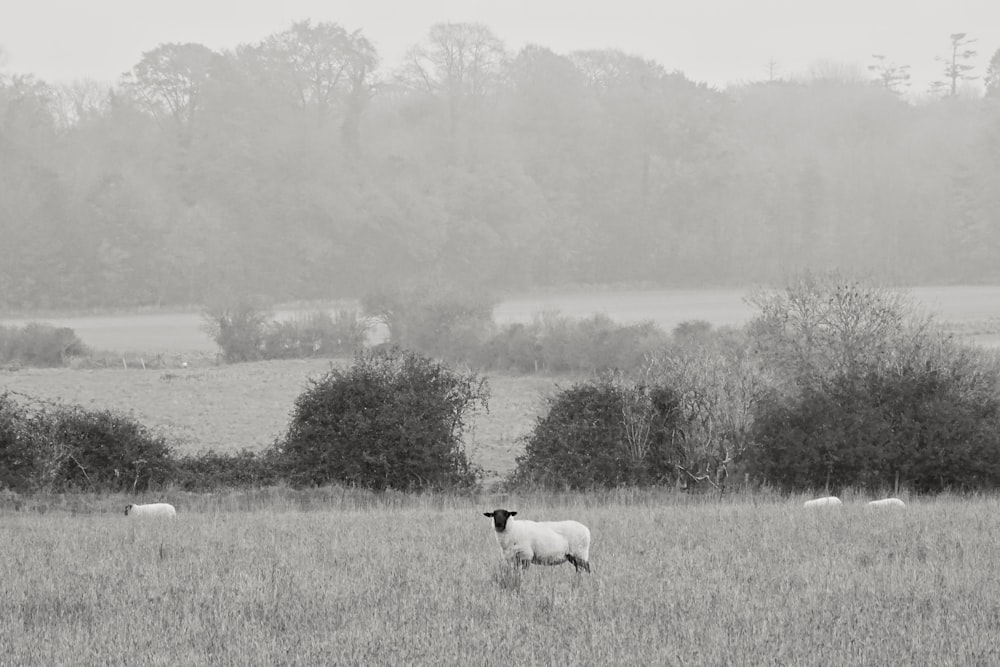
512,275,1000,494
0,393,174,493
512,378,687,489
361,285,669,373
0,323,87,367
2,25,1000,310
203,301,368,362
273,347,488,490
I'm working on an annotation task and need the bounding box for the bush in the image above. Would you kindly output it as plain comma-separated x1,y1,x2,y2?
202,299,271,362
0,323,87,367
362,284,497,364
511,377,685,489
744,272,1000,493
173,449,280,491
0,393,175,493
748,361,1000,494
274,347,488,490
261,310,369,359
478,312,669,374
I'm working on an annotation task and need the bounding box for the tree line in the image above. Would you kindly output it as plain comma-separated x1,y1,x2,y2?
2,23,1000,310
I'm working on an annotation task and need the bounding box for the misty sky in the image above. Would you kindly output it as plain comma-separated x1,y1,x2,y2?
2,0,999,92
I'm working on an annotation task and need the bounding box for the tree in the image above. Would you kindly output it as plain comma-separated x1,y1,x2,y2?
986,47,1000,98
745,272,931,392
932,33,977,97
868,54,911,94
123,43,218,141
399,22,506,160
248,20,378,151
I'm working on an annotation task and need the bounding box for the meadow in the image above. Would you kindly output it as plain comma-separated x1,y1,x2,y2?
2,492,999,665
2,286,1000,664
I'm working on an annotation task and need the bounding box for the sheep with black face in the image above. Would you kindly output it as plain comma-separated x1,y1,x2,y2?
484,509,591,573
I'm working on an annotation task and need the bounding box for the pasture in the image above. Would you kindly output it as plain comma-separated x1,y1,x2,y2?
2,287,1000,663
2,493,999,664
0,361,555,482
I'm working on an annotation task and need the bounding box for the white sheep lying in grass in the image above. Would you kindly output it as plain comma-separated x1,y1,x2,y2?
483,509,591,573
125,502,176,518
803,496,843,508
868,498,906,509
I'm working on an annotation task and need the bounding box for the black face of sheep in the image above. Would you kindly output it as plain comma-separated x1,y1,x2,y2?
484,509,517,531
124,504,133,516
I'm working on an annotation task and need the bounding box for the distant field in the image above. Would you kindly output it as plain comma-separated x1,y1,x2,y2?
0,286,997,480
2,286,998,353
0,360,558,482
3,494,999,664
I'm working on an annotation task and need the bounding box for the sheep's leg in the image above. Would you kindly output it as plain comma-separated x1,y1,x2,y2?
510,550,532,570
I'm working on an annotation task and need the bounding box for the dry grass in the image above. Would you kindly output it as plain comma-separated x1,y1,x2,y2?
2,493,999,665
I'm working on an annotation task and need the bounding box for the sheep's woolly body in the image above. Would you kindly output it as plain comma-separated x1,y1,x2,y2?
484,509,591,573
125,502,176,518
868,498,906,508
803,496,842,508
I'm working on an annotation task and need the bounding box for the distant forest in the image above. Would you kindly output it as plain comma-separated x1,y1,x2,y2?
2,23,1000,310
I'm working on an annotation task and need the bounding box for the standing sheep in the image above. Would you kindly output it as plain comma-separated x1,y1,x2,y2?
803,496,842,508
125,502,176,518
484,509,591,573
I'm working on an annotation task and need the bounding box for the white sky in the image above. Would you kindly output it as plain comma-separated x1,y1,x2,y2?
2,0,999,92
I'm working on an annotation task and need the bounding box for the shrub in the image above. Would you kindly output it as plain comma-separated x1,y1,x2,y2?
261,310,369,359
202,298,271,362
274,347,488,490
173,449,280,491
511,377,685,489
0,394,175,493
361,284,497,364
748,360,1000,494
0,393,34,492
744,272,1000,493
478,312,669,374
0,323,87,367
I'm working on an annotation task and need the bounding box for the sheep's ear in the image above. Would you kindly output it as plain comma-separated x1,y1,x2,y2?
509,511,517,517
483,512,493,518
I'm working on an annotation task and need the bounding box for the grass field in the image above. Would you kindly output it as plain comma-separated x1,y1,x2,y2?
2,492,998,665
2,287,999,663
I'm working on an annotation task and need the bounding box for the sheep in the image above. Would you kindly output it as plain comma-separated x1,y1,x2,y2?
124,502,176,518
868,498,906,509
803,496,842,508
483,509,591,573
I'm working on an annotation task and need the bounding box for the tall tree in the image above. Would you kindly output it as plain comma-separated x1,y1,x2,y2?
932,33,977,97
399,22,506,160
249,20,378,148
123,43,217,141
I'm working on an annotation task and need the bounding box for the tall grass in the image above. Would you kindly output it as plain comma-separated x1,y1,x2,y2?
2,493,999,664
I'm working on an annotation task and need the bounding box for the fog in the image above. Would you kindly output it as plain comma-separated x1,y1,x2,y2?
1,9,999,312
